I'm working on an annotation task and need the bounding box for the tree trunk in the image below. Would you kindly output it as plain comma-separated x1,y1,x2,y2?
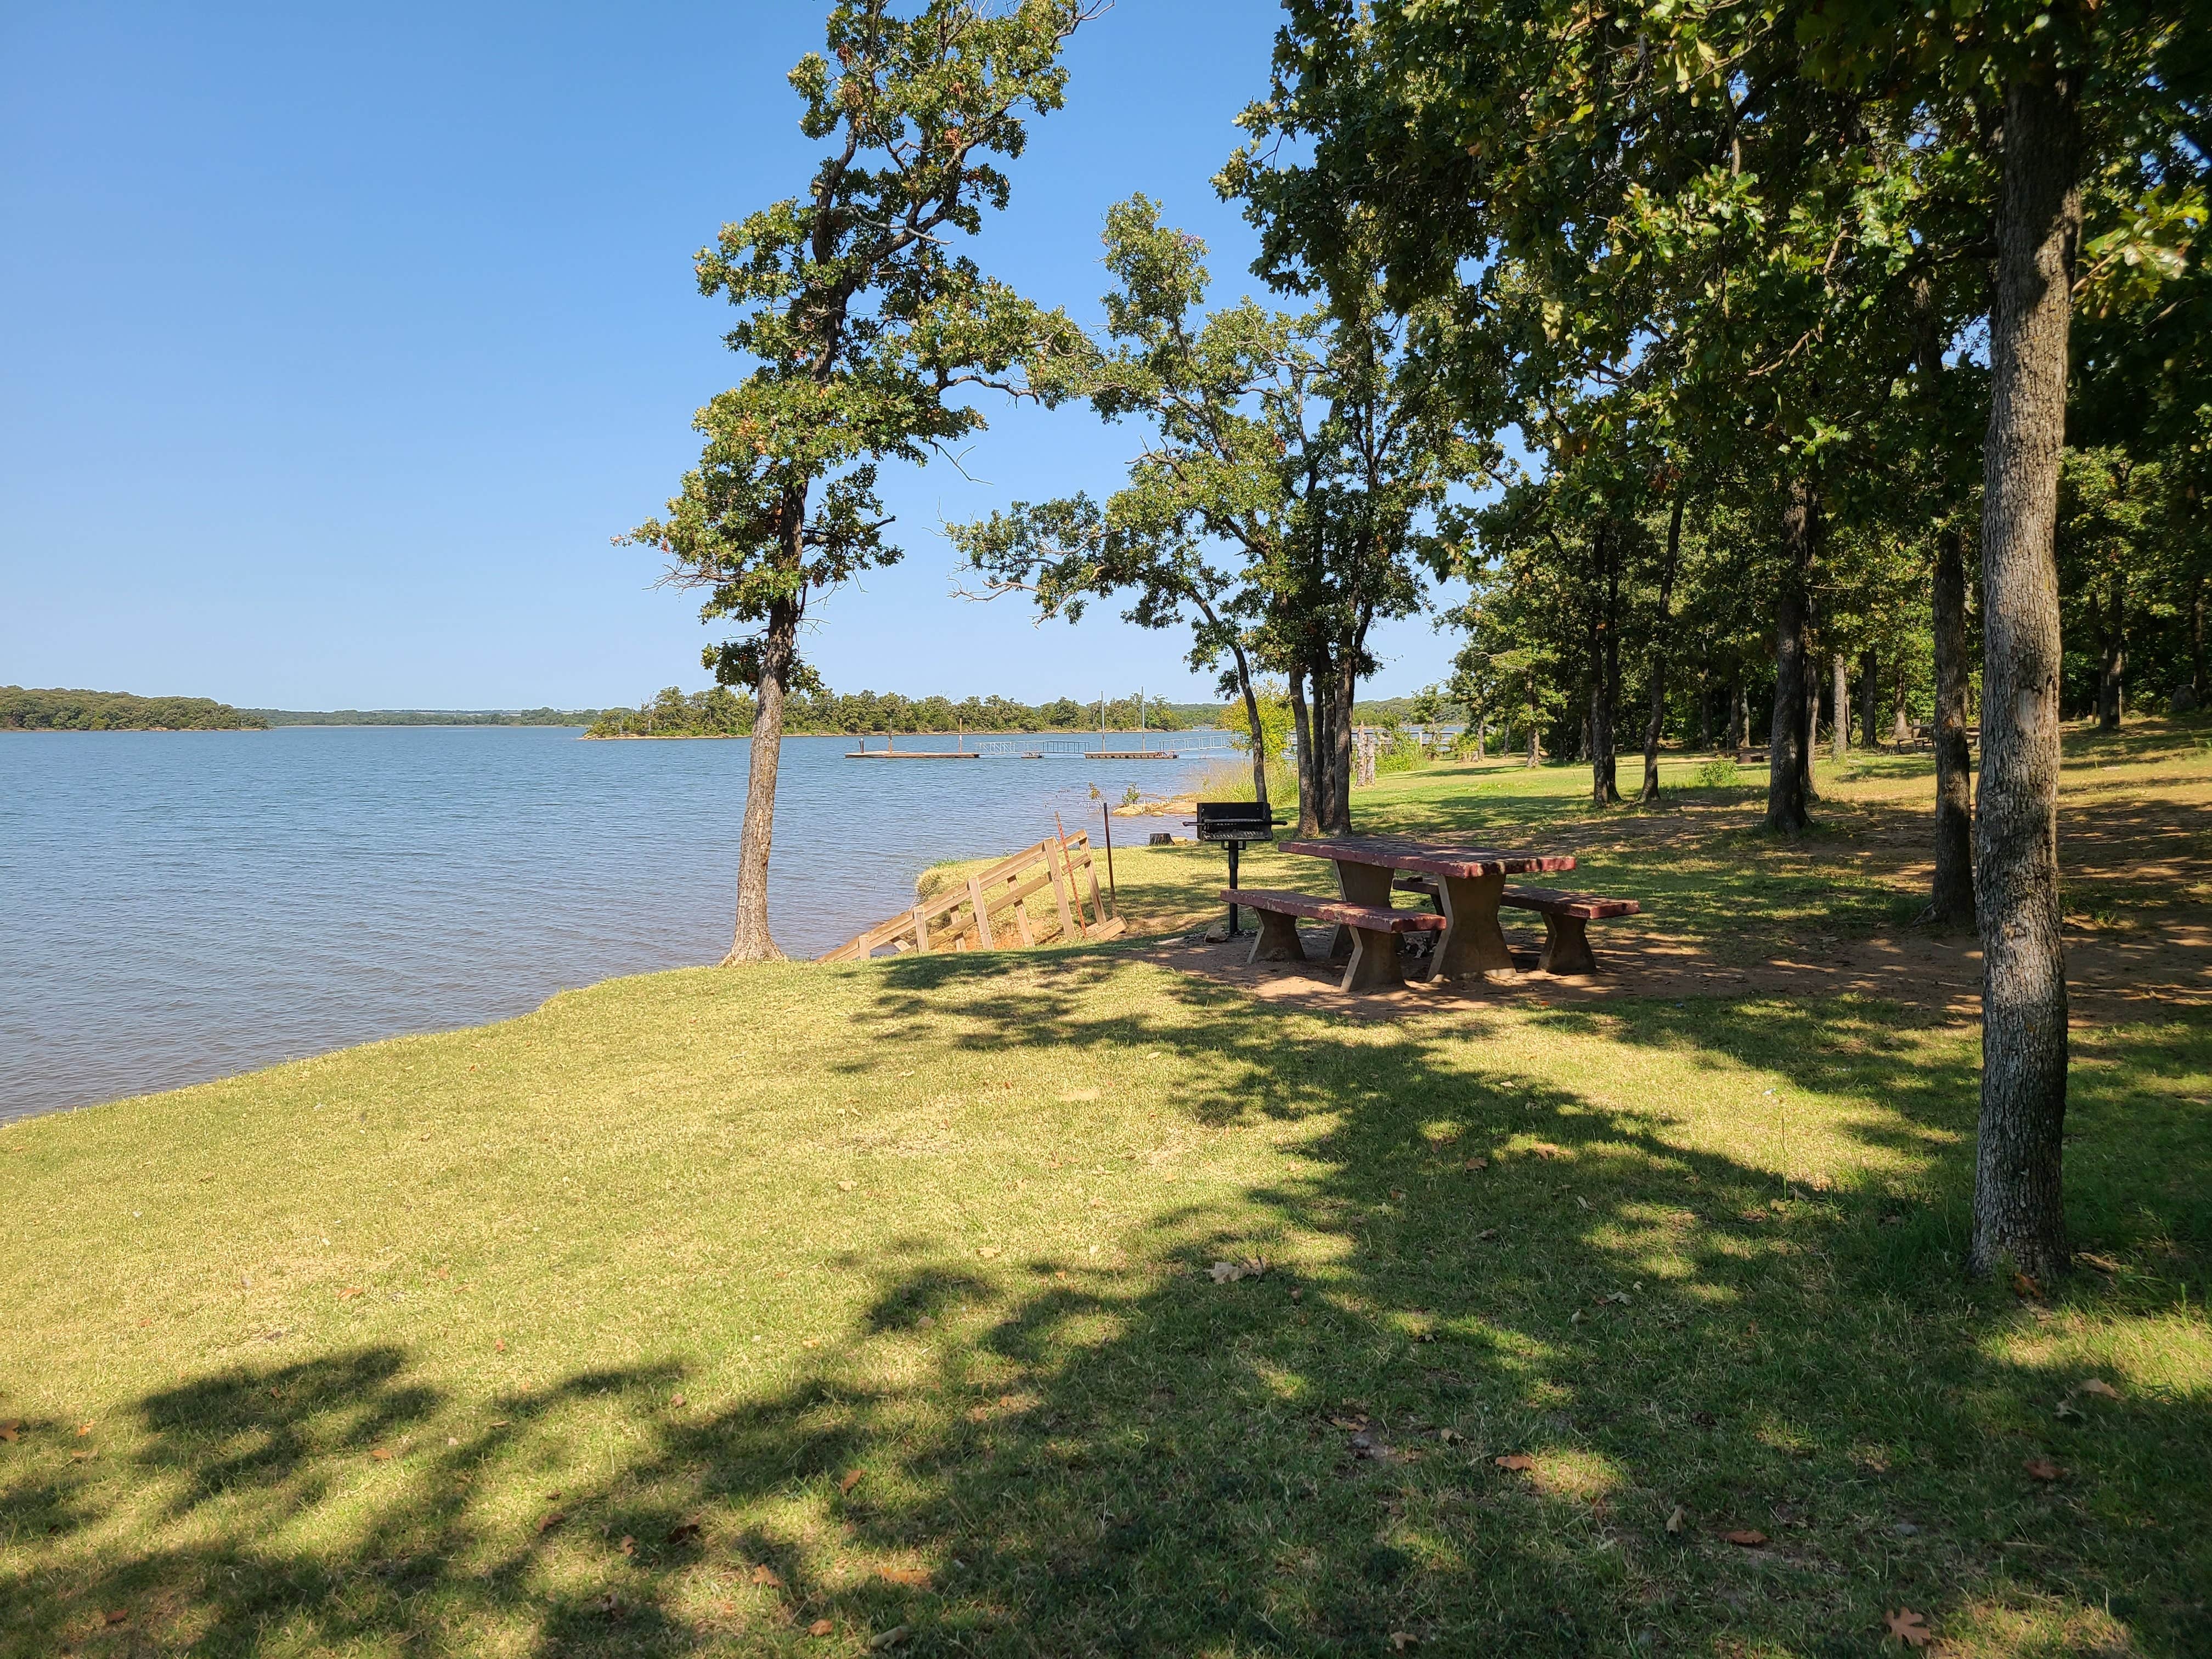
1927,520,1978,927
724,591,799,964
1698,676,1713,751
2096,571,2125,731
1893,660,1912,745
1643,495,1684,802
1768,480,1816,833
1228,641,1271,807
1527,698,1541,767
1802,645,1821,800
1972,69,2079,1282
2191,573,2207,699
1288,662,1319,837
1329,650,1357,831
1592,525,1622,804
1831,651,1850,763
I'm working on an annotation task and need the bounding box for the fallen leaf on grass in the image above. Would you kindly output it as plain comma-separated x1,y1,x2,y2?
670,1393,686,1407
802,1338,822,1350
1476,1227,1498,1242
337,1286,365,1300
1463,1157,1488,1171
809,1620,835,1637
369,1447,392,1462
2078,1378,2121,1401
538,1511,566,1533
1493,1454,1535,1472
749,1564,783,1587
76,1424,91,1436
2076,1252,2121,1274
840,1470,864,1493
1723,1529,1768,1547
976,1246,1001,1260
880,1566,932,1588
0,1421,18,1443
1884,1607,1934,1647
1390,1634,1419,1651
619,1536,635,1556
2023,1458,2061,1482
870,1627,910,1650
494,1340,506,1352
666,1521,702,1545
1664,1506,1684,1533
2010,1272,2045,1301
104,1610,129,1627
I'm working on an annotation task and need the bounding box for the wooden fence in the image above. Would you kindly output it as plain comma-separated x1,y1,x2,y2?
817,831,1125,963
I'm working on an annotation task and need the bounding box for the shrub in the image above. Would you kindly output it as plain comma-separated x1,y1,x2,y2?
1693,758,1740,788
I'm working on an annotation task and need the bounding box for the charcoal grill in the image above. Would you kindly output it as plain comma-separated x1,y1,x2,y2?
1189,800,1284,938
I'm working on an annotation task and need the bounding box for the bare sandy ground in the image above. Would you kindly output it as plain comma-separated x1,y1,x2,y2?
1122,770,2212,1030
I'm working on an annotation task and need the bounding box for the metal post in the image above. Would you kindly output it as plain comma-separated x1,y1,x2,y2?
1226,840,1241,938
1100,802,1118,917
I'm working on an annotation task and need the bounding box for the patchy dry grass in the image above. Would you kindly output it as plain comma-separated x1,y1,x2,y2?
3,720,2209,1657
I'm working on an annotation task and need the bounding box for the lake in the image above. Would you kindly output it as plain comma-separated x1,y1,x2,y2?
0,726,1221,1120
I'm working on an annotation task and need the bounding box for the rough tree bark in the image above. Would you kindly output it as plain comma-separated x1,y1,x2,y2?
2096,571,2126,731
1831,652,1850,763
725,586,801,964
1768,480,1817,833
1925,521,1978,926
1591,523,1623,805
1972,70,2079,1280
1288,662,1319,838
1861,648,1881,749
2190,573,2207,702
1642,495,1684,802
1329,648,1358,832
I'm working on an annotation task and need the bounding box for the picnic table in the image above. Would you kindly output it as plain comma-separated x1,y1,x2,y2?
1277,835,1578,982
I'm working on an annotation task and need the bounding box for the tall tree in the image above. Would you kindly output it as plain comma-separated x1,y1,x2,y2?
1803,0,2207,1276
623,0,1096,962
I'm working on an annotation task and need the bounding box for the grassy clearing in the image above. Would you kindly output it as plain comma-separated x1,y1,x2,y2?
4,723,2209,1657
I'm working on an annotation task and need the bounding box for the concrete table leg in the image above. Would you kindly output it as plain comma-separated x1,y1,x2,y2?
1537,913,1596,975
1329,860,1396,960
1248,909,1307,964
1424,871,1516,981
1339,924,1407,992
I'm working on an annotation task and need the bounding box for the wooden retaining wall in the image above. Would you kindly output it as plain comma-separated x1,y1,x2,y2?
817,832,1125,963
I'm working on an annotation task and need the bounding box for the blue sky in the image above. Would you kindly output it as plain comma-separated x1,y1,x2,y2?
1,1,1465,710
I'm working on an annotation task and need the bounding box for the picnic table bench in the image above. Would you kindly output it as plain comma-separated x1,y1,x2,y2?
1393,877,1642,974
1221,887,1446,991
1279,836,1578,983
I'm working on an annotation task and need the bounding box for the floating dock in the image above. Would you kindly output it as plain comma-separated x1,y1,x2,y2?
844,748,986,759
845,743,1187,760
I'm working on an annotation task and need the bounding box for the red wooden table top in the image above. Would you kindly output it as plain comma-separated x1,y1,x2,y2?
1278,836,1577,880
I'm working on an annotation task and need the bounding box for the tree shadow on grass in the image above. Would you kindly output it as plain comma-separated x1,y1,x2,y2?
8,951,2208,1656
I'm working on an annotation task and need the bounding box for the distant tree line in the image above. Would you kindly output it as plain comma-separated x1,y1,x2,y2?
247,708,602,727
586,688,1203,739
1,687,267,731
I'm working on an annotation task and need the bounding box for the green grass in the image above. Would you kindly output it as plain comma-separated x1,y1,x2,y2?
4,730,2210,1657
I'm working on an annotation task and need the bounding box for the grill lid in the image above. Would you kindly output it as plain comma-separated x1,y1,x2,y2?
1192,800,1279,842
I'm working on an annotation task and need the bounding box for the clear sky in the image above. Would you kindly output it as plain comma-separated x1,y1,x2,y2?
1,1,1465,710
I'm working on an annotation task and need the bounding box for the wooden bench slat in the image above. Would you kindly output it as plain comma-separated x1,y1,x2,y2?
1225,888,1446,932
1499,885,1641,920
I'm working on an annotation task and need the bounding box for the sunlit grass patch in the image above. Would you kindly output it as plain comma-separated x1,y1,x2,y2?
5,738,2210,1656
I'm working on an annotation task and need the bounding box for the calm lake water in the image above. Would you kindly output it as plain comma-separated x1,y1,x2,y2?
0,726,1219,1120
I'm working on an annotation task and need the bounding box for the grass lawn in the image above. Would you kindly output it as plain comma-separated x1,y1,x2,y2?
4,721,2209,1657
